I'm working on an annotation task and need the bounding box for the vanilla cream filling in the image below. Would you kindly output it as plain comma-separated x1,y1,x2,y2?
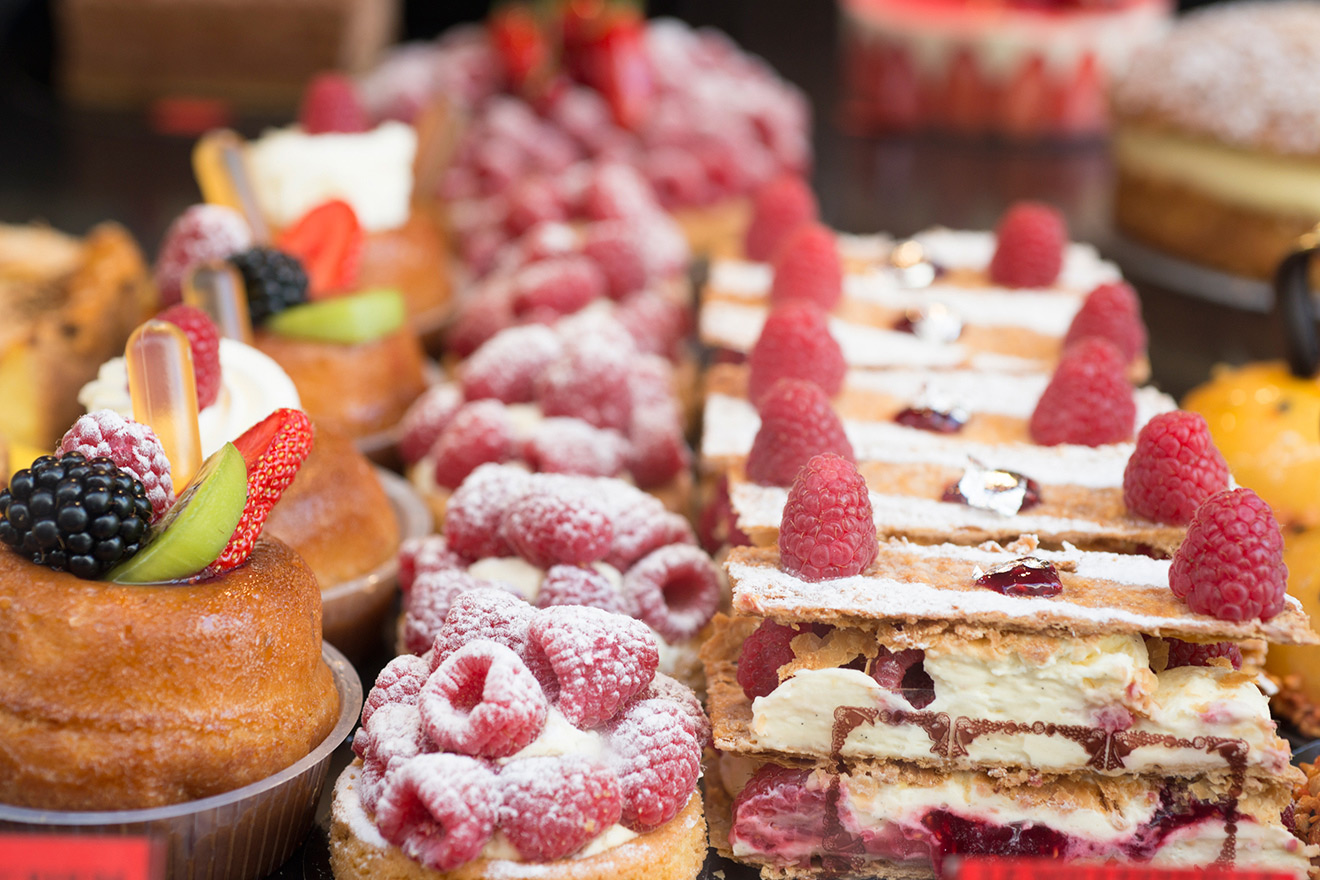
1117,127,1320,218
78,339,302,457
748,642,1285,775
245,121,416,232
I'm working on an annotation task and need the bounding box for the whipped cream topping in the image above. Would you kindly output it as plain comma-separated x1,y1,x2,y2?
78,339,302,457
245,121,416,232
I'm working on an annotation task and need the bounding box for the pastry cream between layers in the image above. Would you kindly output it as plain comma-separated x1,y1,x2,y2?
0,538,340,811
330,762,708,880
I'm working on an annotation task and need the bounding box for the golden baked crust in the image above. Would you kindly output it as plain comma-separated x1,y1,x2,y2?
255,327,428,439
0,538,340,810
264,427,399,587
671,197,752,260
0,222,155,450
359,211,452,321
330,760,708,880
724,544,1319,645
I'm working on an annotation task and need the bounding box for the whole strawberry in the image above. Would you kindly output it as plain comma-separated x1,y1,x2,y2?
747,378,854,486
747,300,846,405
769,222,842,310
779,453,877,582
157,304,222,409
1028,338,1135,446
1169,488,1287,621
1123,411,1229,525
988,201,1066,288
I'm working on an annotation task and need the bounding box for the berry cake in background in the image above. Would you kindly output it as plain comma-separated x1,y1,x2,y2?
838,0,1171,139
357,7,810,260
330,589,710,880
1112,1,1320,281
396,463,719,691
702,452,1318,878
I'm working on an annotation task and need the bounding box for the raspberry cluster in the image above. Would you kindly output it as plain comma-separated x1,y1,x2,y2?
402,312,689,491
354,590,708,870
399,465,720,656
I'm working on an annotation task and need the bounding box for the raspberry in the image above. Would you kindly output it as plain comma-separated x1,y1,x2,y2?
769,223,842,310
298,72,370,134
374,754,499,871
623,544,720,643
1064,281,1148,365
1169,488,1287,621
398,383,464,465
1164,637,1244,671
444,464,532,560
747,300,846,405
504,178,568,237
403,569,505,656
156,304,222,410
537,564,630,615
615,290,690,359
57,411,174,521
582,163,657,222
526,605,658,728
606,504,695,571
730,765,828,861
1028,338,1136,447
625,406,690,489
608,698,701,832
498,756,623,859
420,641,548,758
428,401,517,490
536,342,634,433
430,587,540,671
153,204,252,307
1123,412,1229,526
747,379,854,486
779,453,878,582
627,673,711,746
361,653,430,726
211,408,313,574
511,256,608,319
448,281,515,358
398,535,464,594
353,702,427,812
627,355,677,411
988,201,1066,288
871,646,935,709
645,147,711,209
516,221,580,266
583,221,647,300
502,492,614,569
461,324,564,404
744,174,818,262
523,419,626,478
737,619,817,700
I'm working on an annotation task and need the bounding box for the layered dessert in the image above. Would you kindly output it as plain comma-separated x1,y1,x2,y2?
702,453,1317,877
0,407,339,809
360,10,809,261
396,463,719,691
330,590,709,880
839,0,1171,139
0,222,155,451
1112,1,1320,280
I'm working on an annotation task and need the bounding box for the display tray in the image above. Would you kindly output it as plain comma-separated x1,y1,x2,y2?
1102,233,1278,314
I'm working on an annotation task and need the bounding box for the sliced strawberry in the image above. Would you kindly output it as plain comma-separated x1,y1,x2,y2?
276,199,363,298
490,4,552,95
561,3,652,131
211,408,314,573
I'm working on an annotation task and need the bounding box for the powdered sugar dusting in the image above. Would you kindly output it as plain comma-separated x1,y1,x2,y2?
58,410,175,519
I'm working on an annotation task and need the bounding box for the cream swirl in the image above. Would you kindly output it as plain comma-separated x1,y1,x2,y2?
78,339,302,457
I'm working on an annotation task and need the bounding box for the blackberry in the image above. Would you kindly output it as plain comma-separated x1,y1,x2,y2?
0,453,153,579
228,246,309,325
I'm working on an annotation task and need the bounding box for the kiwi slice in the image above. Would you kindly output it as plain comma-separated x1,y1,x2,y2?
109,442,247,584
264,288,406,344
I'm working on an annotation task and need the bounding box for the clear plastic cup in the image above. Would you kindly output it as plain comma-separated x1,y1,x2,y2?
0,644,362,880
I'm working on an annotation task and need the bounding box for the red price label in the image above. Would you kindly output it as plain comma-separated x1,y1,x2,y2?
0,835,159,880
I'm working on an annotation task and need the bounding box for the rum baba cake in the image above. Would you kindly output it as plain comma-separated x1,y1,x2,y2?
701,452,1314,877
1112,1,1320,280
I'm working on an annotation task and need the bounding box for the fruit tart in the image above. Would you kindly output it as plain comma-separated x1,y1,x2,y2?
329,589,710,880
0,407,341,811
396,463,720,692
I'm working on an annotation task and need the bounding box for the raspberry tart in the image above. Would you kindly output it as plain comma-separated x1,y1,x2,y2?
329,590,709,880
702,455,1317,877
396,464,719,691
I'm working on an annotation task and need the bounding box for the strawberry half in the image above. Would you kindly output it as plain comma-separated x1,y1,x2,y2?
276,199,363,298
210,408,314,574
